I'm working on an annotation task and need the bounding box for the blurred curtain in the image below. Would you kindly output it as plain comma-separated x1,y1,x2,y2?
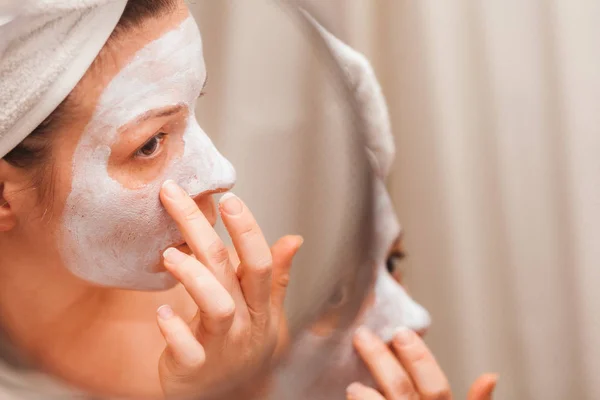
189,1,600,399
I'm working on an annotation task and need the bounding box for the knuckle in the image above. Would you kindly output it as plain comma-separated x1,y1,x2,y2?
180,352,205,371
389,375,415,396
250,256,273,278
214,300,236,322
276,272,290,289
207,240,229,266
202,297,236,331
404,343,430,364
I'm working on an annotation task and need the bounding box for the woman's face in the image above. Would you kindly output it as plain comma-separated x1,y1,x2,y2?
4,1,235,290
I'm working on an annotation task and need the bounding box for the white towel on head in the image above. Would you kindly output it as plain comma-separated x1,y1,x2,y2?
304,13,395,179
0,0,128,159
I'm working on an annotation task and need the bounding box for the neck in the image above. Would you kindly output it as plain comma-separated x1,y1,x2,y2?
0,246,194,399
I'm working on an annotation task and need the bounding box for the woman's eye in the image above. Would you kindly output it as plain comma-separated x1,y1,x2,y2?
135,133,166,158
386,251,406,274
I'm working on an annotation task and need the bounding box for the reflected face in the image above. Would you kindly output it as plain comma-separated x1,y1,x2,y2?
59,16,236,290
272,122,430,400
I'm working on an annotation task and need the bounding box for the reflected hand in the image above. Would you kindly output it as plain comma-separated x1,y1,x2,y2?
349,327,498,400
156,181,303,399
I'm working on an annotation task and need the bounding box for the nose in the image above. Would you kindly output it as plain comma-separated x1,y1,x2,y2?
415,327,428,338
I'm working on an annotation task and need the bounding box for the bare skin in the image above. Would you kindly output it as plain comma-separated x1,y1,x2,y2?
0,1,301,398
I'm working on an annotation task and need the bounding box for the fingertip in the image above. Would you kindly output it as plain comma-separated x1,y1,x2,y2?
157,305,174,320
353,326,376,348
219,192,244,216
163,247,187,267
346,382,364,399
156,310,207,371
293,234,304,247
468,373,499,400
391,327,418,351
271,235,303,268
485,373,499,394
346,382,383,400
219,191,237,204
162,179,176,189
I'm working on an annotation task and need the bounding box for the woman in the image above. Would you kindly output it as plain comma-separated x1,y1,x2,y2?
0,0,302,398
0,0,494,399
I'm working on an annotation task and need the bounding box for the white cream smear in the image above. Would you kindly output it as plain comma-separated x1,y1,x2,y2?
60,17,236,290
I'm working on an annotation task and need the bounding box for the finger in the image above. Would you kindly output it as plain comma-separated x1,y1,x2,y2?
156,305,206,372
160,180,239,295
219,192,273,320
163,247,236,336
346,382,386,400
391,328,452,400
270,235,304,316
353,326,417,400
467,374,498,400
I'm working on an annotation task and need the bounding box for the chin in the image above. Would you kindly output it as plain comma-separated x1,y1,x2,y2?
137,271,179,291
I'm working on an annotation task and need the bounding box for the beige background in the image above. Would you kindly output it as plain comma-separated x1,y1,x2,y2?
189,1,600,399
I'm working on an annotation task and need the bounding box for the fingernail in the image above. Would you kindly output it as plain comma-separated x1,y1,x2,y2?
354,326,371,343
346,383,362,399
157,305,174,320
162,180,187,200
393,326,414,346
220,192,243,215
163,248,187,264
295,235,305,246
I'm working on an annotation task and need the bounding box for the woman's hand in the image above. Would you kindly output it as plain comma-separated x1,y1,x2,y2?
349,327,498,400
156,181,303,399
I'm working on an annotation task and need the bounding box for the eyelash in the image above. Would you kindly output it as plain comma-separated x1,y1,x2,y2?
135,132,167,159
386,251,406,274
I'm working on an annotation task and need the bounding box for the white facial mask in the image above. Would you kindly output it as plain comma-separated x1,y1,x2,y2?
60,17,236,290
363,179,431,342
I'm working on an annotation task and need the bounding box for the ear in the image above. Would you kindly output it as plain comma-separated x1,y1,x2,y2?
0,162,19,232
0,182,17,232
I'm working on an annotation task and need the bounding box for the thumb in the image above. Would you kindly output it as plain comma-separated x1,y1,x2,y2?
270,235,303,316
467,373,499,400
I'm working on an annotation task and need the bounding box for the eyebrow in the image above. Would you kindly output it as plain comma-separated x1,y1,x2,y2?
133,104,185,124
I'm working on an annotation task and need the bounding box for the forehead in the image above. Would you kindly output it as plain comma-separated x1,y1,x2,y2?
92,17,205,129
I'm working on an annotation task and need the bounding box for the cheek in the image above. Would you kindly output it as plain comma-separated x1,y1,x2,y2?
41,138,83,224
